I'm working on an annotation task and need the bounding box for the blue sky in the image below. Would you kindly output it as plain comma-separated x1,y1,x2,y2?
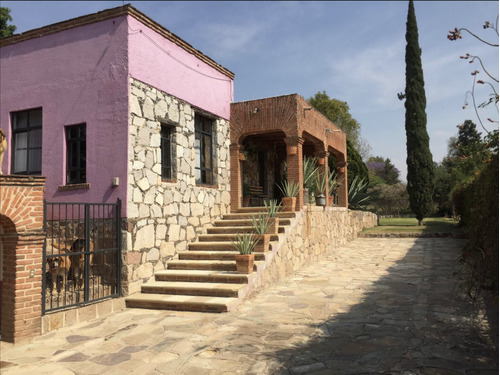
3,1,499,180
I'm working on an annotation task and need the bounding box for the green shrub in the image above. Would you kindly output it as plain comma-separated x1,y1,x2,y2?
453,154,498,299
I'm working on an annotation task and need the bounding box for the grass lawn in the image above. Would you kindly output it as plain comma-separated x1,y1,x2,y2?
362,217,463,234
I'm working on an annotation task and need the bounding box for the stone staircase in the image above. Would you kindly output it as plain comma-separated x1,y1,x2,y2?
125,207,296,313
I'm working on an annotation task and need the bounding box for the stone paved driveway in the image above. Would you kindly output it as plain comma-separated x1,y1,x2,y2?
1,238,497,374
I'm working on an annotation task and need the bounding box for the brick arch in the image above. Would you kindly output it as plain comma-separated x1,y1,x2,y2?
0,215,18,343
302,130,326,157
0,175,45,343
230,94,299,146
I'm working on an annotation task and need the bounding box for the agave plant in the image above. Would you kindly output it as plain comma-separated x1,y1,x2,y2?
314,173,328,197
328,172,344,196
251,212,272,234
348,176,371,210
303,156,319,188
231,232,257,255
264,199,282,217
278,180,300,197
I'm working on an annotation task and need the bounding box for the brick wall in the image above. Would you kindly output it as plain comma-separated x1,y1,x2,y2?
0,175,45,343
230,94,348,211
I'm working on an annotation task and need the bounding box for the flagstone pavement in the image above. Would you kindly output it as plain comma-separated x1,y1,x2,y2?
1,238,498,374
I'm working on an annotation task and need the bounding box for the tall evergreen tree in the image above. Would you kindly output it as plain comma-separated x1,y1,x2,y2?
403,0,434,225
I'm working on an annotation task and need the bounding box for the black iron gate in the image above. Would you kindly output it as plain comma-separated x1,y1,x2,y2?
42,199,121,314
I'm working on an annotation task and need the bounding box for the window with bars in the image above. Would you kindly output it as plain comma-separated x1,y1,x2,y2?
161,124,174,180
194,114,213,185
65,124,86,184
11,108,43,175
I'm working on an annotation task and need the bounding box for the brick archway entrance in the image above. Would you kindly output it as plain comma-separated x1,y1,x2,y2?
0,175,46,343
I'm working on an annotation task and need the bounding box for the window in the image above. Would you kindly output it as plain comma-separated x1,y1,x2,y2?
194,115,213,185
11,108,42,174
161,124,173,180
66,124,86,184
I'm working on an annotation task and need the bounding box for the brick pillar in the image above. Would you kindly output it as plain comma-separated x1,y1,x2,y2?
337,162,348,209
0,175,46,343
284,137,304,211
229,143,242,213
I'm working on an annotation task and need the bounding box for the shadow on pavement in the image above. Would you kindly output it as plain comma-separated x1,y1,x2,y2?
267,238,498,374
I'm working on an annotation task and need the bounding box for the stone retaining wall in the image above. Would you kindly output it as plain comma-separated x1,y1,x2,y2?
125,78,231,294
248,207,377,296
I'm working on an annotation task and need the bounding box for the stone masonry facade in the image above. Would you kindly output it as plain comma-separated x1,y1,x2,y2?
125,78,231,294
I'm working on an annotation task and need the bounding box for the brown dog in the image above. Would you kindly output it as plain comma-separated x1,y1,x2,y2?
0,129,7,175
68,238,95,289
46,250,70,293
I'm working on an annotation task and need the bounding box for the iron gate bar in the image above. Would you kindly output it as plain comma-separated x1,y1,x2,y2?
42,199,121,315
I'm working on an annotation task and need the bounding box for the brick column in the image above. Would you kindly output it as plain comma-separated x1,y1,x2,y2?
0,175,46,343
229,143,242,213
284,137,304,211
336,162,348,209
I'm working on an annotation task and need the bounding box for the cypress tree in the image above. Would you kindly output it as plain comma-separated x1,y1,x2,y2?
404,0,434,225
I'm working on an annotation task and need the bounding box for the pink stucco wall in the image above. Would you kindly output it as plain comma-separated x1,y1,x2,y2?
0,11,233,217
0,17,130,212
127,16,233,120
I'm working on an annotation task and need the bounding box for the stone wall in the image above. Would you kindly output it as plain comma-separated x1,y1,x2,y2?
248,207,377,296
125,78,231,294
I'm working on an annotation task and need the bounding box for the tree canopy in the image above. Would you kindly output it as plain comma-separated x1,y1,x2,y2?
434,120,496,216
308,91,365,154
0,7,16,38
366,156,400,185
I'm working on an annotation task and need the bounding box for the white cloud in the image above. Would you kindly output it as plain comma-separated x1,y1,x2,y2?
201,21,267,60
329,39,406,110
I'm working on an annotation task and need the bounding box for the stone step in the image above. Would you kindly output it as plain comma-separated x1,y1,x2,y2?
125,293,240,313
189,241,276,251
207,225,286,234
197,233,280,242
179,250,266,261
212,219,291,227
140,281,247,298
167,259,240,271
222,212,296,220
206,226,255,233
154,270,251,284
235,207,267,213
189,241,237,251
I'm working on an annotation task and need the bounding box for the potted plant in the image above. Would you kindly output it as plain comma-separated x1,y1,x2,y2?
315,173,327,206
264,199,282,234
278,180,300,211
242,183,250,207
232,233,257,274
251,212,272,252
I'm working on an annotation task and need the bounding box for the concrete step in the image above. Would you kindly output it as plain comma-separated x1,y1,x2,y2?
197,233,280,242
154,270,251,284
125,293,240,313
140,281,247,298
179,251,266,261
